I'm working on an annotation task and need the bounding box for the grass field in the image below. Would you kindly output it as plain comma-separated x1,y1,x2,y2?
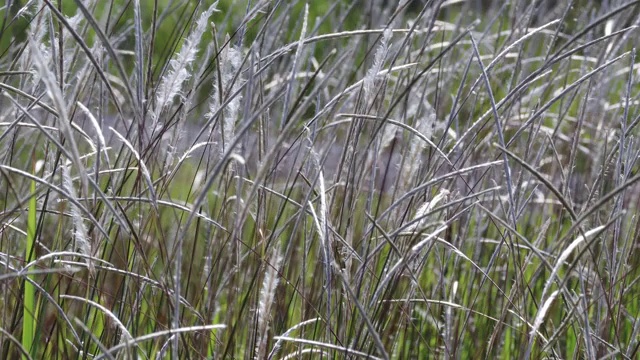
1,0,640,358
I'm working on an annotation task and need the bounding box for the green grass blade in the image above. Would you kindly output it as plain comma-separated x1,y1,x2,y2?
21,161,37,360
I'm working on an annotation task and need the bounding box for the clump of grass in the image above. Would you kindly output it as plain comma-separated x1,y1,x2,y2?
1,0,640,358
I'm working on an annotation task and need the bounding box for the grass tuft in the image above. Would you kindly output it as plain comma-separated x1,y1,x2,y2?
2,0,640,358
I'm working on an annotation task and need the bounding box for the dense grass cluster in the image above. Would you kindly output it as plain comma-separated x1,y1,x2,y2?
1,0,640,358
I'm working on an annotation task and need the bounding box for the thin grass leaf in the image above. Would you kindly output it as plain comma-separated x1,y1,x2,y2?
21,160,38,360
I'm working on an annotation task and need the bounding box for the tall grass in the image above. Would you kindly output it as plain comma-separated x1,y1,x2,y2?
1,0,640,358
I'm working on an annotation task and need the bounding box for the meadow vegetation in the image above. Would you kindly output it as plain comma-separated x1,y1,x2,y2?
1,0,640,358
